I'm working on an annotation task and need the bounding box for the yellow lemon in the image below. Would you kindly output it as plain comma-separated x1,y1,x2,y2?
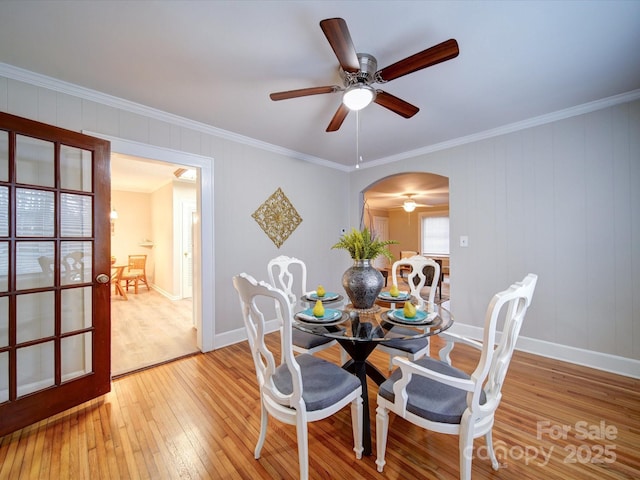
403,301,417,318
317,285,326,297
312,300,325,317
389,284,400,297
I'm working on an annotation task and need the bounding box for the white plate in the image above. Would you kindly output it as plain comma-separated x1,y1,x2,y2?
296,308,342,323
378,291,410,301
392,309,428,322
308,292,339,301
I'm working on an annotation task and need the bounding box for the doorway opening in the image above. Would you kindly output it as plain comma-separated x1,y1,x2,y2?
362,172,450,304
110,154,199,376
87,131,216,377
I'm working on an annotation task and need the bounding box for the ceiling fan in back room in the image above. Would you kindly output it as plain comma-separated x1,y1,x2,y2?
269,17,460,132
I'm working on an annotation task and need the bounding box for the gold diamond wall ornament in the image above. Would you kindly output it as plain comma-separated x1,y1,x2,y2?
252,187,302,248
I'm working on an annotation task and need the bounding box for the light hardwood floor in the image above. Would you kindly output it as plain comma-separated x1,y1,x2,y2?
111,288,198,377
1,331,638,479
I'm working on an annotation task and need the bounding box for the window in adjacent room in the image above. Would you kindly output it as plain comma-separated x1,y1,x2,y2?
420,215,449,256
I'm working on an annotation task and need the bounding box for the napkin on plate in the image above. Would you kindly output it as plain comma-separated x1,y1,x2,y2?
297,309,340,321
309,291,339,300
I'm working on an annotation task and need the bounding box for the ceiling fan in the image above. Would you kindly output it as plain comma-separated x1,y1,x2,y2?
269,17,459,132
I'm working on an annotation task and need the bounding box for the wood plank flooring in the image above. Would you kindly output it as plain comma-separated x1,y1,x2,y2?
1,332,638,479
111,289,198,377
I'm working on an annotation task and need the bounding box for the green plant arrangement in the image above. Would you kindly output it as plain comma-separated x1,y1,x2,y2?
332,227,398,262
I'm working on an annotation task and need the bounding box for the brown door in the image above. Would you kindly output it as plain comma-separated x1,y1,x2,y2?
0,112,111,436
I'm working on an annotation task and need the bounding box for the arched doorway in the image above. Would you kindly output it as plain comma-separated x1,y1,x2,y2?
362,172,450,294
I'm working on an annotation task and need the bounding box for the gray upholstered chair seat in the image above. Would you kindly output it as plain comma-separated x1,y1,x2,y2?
273,354,361,411
233,273,363,479
379,356,485,424
382,326,428,353
292,329,335,350
376,274,538,478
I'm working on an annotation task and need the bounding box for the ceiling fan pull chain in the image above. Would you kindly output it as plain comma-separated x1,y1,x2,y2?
356,109,360,169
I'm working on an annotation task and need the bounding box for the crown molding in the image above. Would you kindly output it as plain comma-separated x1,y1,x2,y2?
0,62,349,172
357,88,640,170
2,62,636,174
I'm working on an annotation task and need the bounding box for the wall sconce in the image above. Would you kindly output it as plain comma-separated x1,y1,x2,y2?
110,208,118,234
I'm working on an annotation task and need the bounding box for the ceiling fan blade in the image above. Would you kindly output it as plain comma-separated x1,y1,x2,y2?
374,91,419,118
376,39,459,82
270,86,339,101
326,103,350,132
319,18,360,73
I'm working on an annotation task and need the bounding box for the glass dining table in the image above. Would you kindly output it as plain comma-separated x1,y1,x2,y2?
293,301,453,456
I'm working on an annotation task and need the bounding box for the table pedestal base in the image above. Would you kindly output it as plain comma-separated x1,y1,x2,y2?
337,339,386,456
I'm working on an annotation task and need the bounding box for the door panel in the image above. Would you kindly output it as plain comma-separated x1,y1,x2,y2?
182,201,196,299
0,112,111,437
372,216,390,269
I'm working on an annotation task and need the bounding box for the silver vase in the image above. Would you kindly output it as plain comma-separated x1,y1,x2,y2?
342,259,384,309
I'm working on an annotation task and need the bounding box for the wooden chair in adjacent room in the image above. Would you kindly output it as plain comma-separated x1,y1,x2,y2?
122,254,149,294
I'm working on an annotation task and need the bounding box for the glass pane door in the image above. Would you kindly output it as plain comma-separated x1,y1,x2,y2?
0,111,111,436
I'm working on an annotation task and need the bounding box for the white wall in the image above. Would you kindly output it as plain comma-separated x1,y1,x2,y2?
110,190,153,277
352,100,640,375
150,182,174,295
0,72,350,346
2,68,637,376
213,141,350,333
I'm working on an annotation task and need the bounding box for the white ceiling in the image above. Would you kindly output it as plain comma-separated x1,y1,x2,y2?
1,1,639,197
110,153,188,193
364,172,449,211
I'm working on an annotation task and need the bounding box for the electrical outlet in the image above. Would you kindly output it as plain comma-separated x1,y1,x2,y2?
460,235,469,247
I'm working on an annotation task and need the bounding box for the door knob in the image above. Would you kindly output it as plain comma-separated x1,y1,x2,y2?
96,273,110,284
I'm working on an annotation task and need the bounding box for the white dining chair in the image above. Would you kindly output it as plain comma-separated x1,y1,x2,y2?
375,273,538,480
232,273,363,480
377,255,440,370
268,255,346,364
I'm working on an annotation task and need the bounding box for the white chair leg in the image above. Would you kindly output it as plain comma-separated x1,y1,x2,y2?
296,414,309,480
340,347,348,366
255,402,268,459
485,430,499,470
351,395,363,459
375,405,389,472
458,419,474,480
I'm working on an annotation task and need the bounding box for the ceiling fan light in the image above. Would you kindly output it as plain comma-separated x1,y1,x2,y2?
174,167,197,181
342,84,375,111
403,199,417,212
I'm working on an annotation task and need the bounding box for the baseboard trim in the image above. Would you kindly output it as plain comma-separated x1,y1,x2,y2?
213,320,281,350
448,323,640,380
150,284,181,301
213,320,639,379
